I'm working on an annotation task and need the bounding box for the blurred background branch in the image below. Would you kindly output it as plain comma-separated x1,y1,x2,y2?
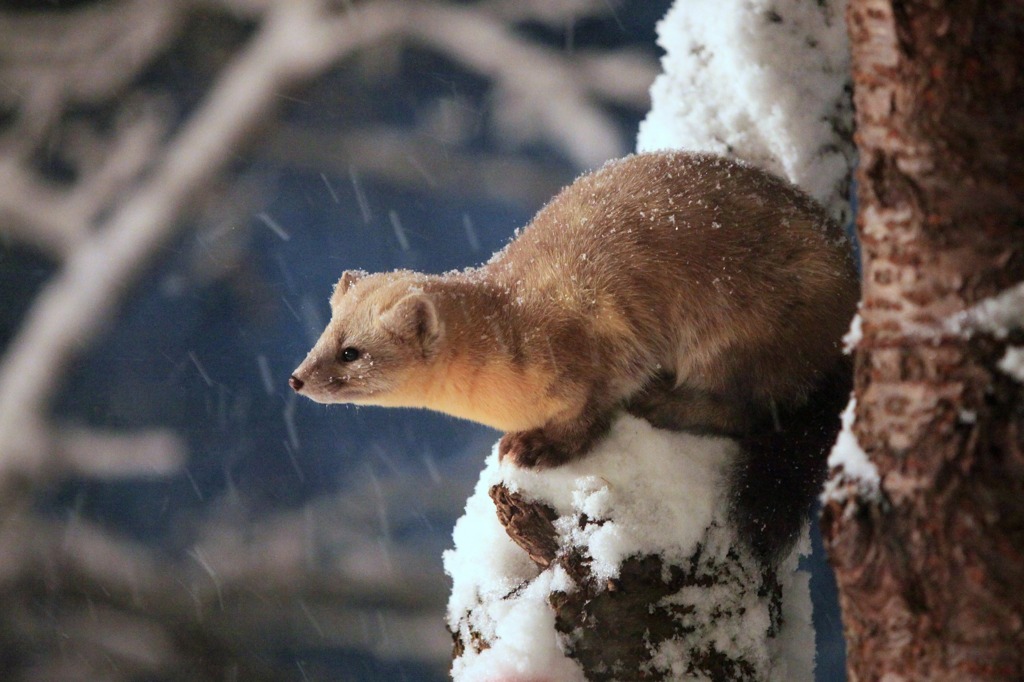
0,0,659,678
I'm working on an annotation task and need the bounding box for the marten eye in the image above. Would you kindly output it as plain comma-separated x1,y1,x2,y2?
340,347,360,363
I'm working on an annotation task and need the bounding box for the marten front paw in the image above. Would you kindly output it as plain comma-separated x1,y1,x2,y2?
499,430,572,469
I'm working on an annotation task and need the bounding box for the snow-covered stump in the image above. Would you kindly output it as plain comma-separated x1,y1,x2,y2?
444,416,814,681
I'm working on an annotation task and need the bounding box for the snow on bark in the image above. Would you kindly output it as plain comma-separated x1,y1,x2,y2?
636,0,854,223
947,281,1024,340
821,398,879,504
949,282,1024,383
998,348,1024,383
444,416,815,681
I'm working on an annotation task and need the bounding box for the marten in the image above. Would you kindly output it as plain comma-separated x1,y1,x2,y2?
289,151,859,563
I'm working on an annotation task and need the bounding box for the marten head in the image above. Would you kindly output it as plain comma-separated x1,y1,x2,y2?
289,270,443,405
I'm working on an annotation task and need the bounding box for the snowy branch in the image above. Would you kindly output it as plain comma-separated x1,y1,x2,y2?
0,455,473,680
0,0,405,485
0,0,181,154
54,427,187,479
0,0,651,487
0,160,85,258
0,103,167,260
403,2,639,168
475,0,616,25
262,124,572,207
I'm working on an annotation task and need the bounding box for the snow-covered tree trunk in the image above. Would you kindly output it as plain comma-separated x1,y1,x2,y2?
822,1,1024,679
445,418,815,681
444,1,857,679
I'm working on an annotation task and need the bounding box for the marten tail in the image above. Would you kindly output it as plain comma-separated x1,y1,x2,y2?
728,358,853,566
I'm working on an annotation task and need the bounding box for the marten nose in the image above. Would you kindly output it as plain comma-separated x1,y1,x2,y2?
288,375,304,391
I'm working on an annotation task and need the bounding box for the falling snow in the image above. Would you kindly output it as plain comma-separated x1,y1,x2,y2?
349,164,373,224
389,210,411,251
256,211,292,241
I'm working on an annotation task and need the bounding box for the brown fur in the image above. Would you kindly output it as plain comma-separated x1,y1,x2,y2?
292,151,857,474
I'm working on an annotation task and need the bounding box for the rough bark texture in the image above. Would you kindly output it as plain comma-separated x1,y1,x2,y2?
822,1,1024,680
468,484,783,681
489,485,560,568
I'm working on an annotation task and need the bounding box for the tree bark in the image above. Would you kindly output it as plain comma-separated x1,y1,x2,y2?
445,425,815,682
822,1,1024,680
479,484,784,681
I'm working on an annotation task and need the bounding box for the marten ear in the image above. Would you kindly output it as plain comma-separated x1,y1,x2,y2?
381,293,441,355
331,270,365,305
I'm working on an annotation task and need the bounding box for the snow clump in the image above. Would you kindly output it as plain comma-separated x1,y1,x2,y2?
637,0,854,223
444,416,815,681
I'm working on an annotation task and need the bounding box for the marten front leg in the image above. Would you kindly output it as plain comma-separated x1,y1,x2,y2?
500,398,614,469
